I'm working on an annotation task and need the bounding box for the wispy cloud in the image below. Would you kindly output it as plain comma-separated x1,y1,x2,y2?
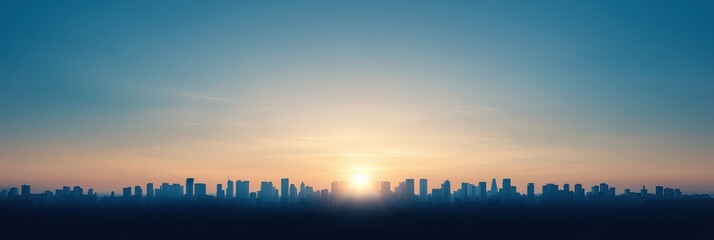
177,89,235,103
443,108,475,114
442,106,498,115
260,106,286,112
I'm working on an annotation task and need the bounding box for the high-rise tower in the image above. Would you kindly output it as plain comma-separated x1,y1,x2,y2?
226,179,234,199
281,178,289,204
490,179,498,196
186,178,195,197
419,179,428,200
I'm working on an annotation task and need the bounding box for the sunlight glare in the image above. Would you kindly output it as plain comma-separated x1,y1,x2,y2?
352,172,370,188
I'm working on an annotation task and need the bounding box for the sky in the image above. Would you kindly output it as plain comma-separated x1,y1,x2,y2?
1,1,713,194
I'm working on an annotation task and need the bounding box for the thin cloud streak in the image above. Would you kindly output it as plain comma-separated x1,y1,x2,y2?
176,89,235,103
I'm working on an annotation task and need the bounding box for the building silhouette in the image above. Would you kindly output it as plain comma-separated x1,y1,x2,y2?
226,179,234,199
442,180,451,203
490,179,498,197
217,184,224,199
575,184,585,201
405,179,415,202
8,187,18,198
155,183,183,198
281,178,289,205
478,182,487,200
21,184,30,198
289,184,297,203
186,178,195,197
134,186,142,198
122,187,131,198
527,183,535,202
419,179,427,201
236,180,249,200
502,179,511,203
656,186,664,199
380,181,391,197
195,183,207,197
259,181,276,204
331,181,340,199
147,183,154,198
72,186,83,196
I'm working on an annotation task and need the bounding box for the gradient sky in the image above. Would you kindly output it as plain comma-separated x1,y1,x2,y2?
1,1,713,194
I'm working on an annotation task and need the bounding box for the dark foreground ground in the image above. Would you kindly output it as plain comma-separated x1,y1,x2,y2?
1,201,713,239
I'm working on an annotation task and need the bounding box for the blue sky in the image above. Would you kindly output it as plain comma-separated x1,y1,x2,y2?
1,1,713,192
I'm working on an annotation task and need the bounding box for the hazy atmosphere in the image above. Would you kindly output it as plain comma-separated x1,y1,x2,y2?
1,1,713,194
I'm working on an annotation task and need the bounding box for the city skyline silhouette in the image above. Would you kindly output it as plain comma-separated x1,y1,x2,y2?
5,175,712,197
3,175,713,239
2,176,703,204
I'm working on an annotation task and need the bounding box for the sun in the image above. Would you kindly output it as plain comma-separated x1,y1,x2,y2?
352,172,370,189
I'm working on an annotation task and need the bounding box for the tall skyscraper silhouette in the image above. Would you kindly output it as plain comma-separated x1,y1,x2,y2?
320,189,329,206
147,183,154,198
259,181,275,204
478,182,487,199
610,187,617,197
380,181,391,196
122,187,131,198
281,178,289,204
590,186,600,199
542,183,557,201
461,182,470,201
405,179,415,202
186,178,195,197
442,180,451,202
490,179,498,197
527,183,535,201
600,183,610,198
216,184,224,199
236,180,249,200
289,184,297,203
575,184,585,201
331,181,340,199
21,184,30,197
502,178,511,203
226,179,234,199
419,179,427,200
299,182,306,199
72,186,83,196
656,186,664,199
134,186,143,198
